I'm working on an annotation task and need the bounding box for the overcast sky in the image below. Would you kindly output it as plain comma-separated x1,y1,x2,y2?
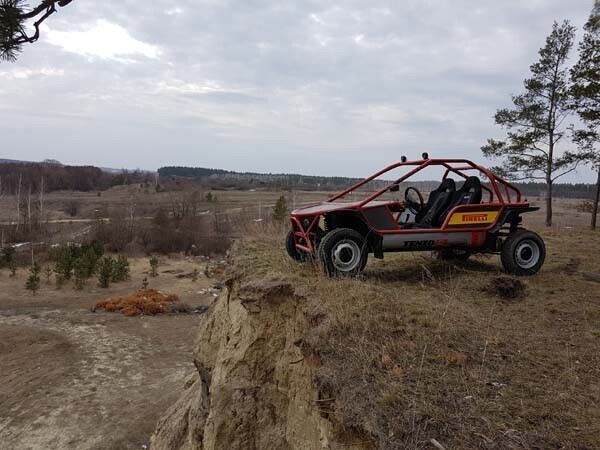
0,0,596,180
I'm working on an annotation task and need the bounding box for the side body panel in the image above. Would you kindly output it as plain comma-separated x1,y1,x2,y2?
382,232,486,251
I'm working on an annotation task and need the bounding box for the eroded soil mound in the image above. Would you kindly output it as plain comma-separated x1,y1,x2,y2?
483,275,527,299
94,289,181,316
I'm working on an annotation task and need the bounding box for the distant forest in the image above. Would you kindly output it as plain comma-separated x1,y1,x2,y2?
0,162,595,199
159,166,597,199
0,162,152,194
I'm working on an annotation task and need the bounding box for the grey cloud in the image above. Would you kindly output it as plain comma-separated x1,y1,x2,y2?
0,0,596,180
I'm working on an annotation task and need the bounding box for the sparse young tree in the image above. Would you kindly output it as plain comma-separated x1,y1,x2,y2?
97,256,113,288
8,260,16,277
570,2,600,230
53,244,74,280
1,245,15,267
73,257,86,290
43,264,52,284
482,21,580,226
149,256,159,277
0,0,75,62
205,192,216,203
25,262,40,295
111,255,130,282
272,195,289,223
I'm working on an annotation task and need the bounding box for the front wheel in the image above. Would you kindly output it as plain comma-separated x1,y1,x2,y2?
501,229,545,276
318,228,368,277
286,230,309,262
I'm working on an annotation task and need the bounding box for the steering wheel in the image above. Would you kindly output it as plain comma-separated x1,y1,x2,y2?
405,187,424,215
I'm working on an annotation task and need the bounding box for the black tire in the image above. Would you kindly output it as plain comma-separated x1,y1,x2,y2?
286,230,309,262
438,249,471,262
318,228,368,277
501,229,545,276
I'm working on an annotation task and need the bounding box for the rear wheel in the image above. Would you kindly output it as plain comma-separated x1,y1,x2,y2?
501,230,545,276
286,230,309,262
318,228,368,277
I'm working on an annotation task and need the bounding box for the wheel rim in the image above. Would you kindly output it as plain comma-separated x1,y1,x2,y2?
332,240,361,272
515,240,540,269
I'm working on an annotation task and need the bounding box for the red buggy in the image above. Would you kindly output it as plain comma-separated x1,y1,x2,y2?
286,155,545,277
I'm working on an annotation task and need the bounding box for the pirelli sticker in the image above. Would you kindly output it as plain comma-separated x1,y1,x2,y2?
448,211,499,226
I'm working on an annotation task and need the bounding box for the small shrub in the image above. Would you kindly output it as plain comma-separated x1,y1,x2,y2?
576,200,598,214
1,246,16,268
44,265,53,284
272,195,289,223
73,258,87,290
64,200,80,217
192,268,199,282
484,276,527,300
25,262,41,295
167,302,192,314
8,260,17,277
149,256,159,277
55,273,65,289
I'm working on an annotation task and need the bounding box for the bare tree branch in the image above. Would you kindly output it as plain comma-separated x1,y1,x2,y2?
1,0,75,62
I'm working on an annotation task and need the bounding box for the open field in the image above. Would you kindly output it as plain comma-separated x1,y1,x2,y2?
0,256,220,450
0,189,598,450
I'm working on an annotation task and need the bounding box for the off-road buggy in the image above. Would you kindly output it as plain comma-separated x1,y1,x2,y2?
286,155,545,277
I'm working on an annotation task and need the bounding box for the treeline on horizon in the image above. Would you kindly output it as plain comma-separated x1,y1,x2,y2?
159,166,597,199
0,162,152,194
0,162,595,199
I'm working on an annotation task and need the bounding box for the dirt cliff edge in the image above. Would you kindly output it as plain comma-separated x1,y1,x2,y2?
150,276,351,450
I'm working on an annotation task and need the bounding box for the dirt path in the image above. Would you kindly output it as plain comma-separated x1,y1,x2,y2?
0,257,217,450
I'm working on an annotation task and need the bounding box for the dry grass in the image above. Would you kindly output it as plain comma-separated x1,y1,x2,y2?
94,289,180,317
235,223,600,450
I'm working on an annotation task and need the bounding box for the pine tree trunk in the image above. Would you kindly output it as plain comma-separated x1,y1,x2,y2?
16,173,22,233
592,167,600,231
546,180,553,227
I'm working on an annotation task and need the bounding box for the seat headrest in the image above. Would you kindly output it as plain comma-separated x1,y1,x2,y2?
462,176,481,191
440,178,456,192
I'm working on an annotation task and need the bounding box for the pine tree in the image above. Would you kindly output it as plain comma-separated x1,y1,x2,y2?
53,244,74,280
1,0,76,62
570,2,600,230
73,257,86,290
25,262,40,295
272,195,289,223
8,260,16,277
111,255,130,282
482,21,580,226
97,256,113,288
149,256,159,277
44,264,52,284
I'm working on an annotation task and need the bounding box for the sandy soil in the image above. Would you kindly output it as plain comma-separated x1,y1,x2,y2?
0,256,219,450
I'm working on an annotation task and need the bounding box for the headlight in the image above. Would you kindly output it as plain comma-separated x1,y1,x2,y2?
302,218,311,228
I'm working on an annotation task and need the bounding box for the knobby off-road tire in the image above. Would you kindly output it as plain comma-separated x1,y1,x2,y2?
286,230,309,262
501,229,545,276
318,228,368,277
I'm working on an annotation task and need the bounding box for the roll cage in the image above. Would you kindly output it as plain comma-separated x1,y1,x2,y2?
328,158,522,205
289,157,532,256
